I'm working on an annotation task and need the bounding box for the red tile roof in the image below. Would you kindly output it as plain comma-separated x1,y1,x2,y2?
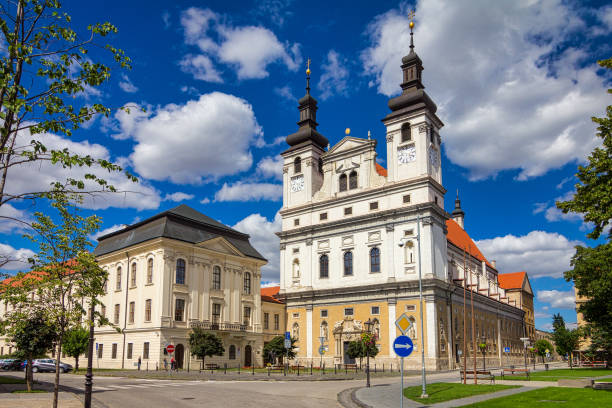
446,219,494,269
498,271,526,290
375,163,387,177
261,286,284,304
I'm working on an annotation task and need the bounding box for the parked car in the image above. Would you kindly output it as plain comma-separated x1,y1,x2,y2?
2,359,24,371
22,359,73,373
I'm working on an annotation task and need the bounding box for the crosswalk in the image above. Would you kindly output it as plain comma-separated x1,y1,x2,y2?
94,380,202,392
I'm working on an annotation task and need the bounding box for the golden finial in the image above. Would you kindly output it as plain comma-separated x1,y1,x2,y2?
408,10,415,29
306,58,311,76
345,128,351,135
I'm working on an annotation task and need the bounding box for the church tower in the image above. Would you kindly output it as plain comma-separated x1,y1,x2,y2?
281,61,328,209
382,21,444,190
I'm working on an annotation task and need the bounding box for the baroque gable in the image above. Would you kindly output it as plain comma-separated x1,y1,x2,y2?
196,236,244,258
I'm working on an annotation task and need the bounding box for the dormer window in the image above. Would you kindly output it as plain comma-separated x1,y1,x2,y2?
294,157,301,173
339,173,347,192
349,171,358,189
401,123,411,142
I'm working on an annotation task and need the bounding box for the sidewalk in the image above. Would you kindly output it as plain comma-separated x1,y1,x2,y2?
0,391,82,408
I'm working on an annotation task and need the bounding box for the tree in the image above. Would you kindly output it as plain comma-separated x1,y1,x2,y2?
0,0,136,265
63,326,89,370
262,335,296,365
346,335,379,368
552,314,581,368
0,311,56,392
188,328,225,368
533,339,554,363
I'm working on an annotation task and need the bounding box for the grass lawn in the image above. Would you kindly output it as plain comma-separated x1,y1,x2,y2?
0,377,25,384
403,382,520,404
462,386,611,407
595,377,612,382
497,368,611,381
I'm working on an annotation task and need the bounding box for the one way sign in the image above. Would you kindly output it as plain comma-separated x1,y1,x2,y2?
393,335,414,358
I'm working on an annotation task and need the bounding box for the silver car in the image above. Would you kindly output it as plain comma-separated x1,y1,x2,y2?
26,359,73,373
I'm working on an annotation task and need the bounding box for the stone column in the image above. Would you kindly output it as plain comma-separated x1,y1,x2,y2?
306,305,313,360
388,299,396,358
386,224,396,281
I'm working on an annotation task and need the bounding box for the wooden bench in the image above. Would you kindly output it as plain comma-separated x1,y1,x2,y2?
268,365,284,373
501,368,530,380
460,370,495,384
290,364,305,372
581,361,607,368
204,363,219,370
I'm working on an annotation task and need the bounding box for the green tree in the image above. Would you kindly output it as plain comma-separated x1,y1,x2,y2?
533,339,554,363
346,335,379,368
63,326,89,370
552,314,581,368
188,328,225,369
262,336,296,365
0,311,56,392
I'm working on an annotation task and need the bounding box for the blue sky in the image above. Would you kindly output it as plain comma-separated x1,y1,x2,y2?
1,0,610,331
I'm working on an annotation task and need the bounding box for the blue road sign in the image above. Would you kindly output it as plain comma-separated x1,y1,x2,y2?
393,335,414,358
504,347,510,353
285,331,291,340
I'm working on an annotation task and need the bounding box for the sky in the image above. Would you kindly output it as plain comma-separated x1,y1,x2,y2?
1,0,610,332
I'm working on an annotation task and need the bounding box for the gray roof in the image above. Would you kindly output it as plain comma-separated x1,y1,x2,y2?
93,204,266,261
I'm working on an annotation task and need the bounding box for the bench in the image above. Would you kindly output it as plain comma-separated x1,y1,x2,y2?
461,370,495,384
581,361,607,368
268,365,284,373
501,368,530,380
290,364,305,372
204,363,219,370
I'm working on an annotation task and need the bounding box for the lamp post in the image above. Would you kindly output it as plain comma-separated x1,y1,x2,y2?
520,337,530,371
364,319,374,388
84,301,95,408
479,337,487,371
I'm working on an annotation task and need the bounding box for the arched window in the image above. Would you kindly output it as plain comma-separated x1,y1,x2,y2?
176,258,186,285
294,156,301,173
319,254,329,279
404,240,415,264
370,247,380,273
292,322,300,340
320,321,328,340
212,266,221,290
339,173,347,192
343,251,353,276
349,171,358,189
147,258,153,284
292,259,300,278
318,157,323,173
401,123,411,142
244,272,251,294
229,345,236,360
116,266,122,290
130,262,137,287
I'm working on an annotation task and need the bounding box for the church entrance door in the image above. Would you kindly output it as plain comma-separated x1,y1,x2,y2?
175,344,184,369
343,341,355,365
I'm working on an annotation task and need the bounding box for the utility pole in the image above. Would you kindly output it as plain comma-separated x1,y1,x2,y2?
416,214,428,398
468,244,476,383
84,300,95,408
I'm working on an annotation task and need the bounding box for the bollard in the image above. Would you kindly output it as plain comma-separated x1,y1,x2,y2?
310,362,313,375
297,364,300,376
268,367,270,376
355,365,358,374
187,360,190,373
238,364,240,375
334,364,337,375
252,364,255,376
382,363,384,373
146,361,149,372
224,363,227,375
322,362,325,376
374,364,376,374
345,365,348,375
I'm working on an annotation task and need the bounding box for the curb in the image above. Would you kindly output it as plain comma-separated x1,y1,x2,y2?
337,387,373,408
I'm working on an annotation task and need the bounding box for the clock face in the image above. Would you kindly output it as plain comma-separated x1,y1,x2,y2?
290,175,304,192
429,148,439,167
398,146,416,164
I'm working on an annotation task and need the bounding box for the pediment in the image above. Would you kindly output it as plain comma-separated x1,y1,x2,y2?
196,237,244,257
523,275,533,295
327,136,371,155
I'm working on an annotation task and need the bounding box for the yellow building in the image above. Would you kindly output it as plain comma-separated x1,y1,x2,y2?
498,272,535,339
261,286,286,345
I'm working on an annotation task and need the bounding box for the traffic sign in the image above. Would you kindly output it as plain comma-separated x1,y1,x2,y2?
318,345,325,355
285,331,291,340
504,347,510,353
284,339,291,348
395,313,413,335
393,335,414,358
166,344,175,354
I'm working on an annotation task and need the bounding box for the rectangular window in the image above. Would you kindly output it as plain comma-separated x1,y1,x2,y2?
114,304,120,324
101,305,106,318
111,343,117,359
145,299,152,322
321,309,328,318
371,306,380,315
404,229,414,236
212,303,221,322
129,301,135,324
344,207,352,216
344,308,354,316
405,305,416,311
274,314,280,330
403,194,411,204
143,342,150,359
174,298,185,322
294,218,300,226
97,344,103,359
264,313,269,330
130,265,137,287
127,343,133,359
116,270,122,290
369,201,379,210
292,312,299,318
244,306,251,326
320,212,328,221
147,259,153,284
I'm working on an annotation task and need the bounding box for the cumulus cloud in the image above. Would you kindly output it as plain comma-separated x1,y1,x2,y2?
105,103,151,140
361,0,609,180
214,182,282,202
318,50,349,100
128,92,262,184
0,204,32,233
476,230,581,278
274,85,296,102
0,243,35,271
199,198,211,204
118,74,138,93
232,212,281,283
537,289,576,309
163,192,195,202
255,0,294,27
256,155,283,180
89,224,126,242
179,7,301,82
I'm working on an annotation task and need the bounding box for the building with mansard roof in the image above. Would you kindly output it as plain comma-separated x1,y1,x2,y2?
278,26,531,370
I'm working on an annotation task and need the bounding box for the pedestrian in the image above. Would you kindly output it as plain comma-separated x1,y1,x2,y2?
171,357,175,372
163,358,168,371
138,357,141,371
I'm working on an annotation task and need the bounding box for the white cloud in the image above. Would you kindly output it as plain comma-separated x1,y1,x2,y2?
89,224,126,242
596,6,612,31
255,0,294,27
180,85,199,95
232,212,281,283
361,0,609,180
256,155,283,181
163,192,195,202
534,311,551,319
274,85,296,102
106,103,151,140
199,198,211,204
129,92,262,184
118,74,138,93
318,50,349,100
476,230,581,278
214,182,282,202
537,289,576,309
0,243,35,271
179,7,301,82
533,202,548,215
162,11,171,29
556,177,573,190
0,204,32,233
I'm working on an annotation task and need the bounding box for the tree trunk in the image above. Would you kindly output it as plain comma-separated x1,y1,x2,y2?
53,333,63,408
75,356,79,371
25,356,32,392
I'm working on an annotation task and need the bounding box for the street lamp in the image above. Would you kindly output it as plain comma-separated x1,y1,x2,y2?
398,214,427,399
478,337,487,371
364,319,374,388
520,337,530,371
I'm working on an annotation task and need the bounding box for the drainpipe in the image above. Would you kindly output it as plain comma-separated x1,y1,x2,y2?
121,252,131,369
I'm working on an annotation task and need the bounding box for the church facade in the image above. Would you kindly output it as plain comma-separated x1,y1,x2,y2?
278,31,528,370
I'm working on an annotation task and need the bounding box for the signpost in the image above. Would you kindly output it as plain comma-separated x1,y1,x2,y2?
284,332,291,375
166,344,175,354
393,335,414,408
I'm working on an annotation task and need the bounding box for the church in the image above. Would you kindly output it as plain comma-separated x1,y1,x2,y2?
278,25,530,370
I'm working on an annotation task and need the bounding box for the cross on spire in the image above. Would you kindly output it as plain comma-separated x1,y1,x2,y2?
306,58,311,94
408,10,416,52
